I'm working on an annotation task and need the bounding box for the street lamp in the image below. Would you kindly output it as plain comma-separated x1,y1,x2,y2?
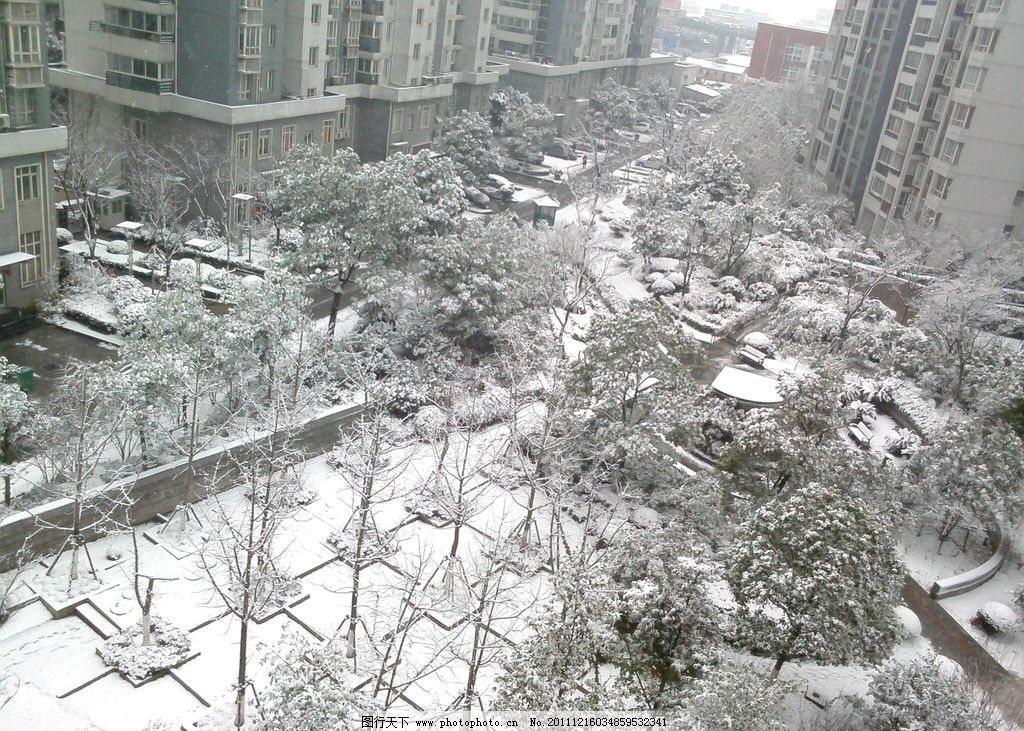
231,193,255,262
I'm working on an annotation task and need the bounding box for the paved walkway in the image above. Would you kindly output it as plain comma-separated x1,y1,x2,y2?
902,576,1024,727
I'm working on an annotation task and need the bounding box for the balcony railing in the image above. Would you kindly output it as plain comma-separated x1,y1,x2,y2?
359,37,381,52
89,21,174,43
106,70,173,94
354,71,378,84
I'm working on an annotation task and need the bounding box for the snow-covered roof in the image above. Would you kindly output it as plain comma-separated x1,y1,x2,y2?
0,252,36,267
711,366,783,406
113,221,144,231
534,195,560,208
684,57,747,76
684,84,722,98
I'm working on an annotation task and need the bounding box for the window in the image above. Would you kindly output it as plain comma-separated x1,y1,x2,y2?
321,119,334,145
884,114,903,139
960,65,986,91
420,105,432,129
18,231,42,286
239,24,261,56
1012,190,1024,208
308,46,319,65
15,165,40,202
902,50,922,73
483,8,489,22
257,128,272,159
303,130,315,145
406,112,415,131
235,131,252,162
949,102,974,129
416,8,424,24
479,36,486,51
338,109,350,135
281,125,296,154
982,0,1004,12
427,23,433,40
267,25,277,47
131,117,149,139
931,174,952,199
939,139,963,165
239,73,256,101
8,24,41,64
391,110,403,134
311,4,321,23
107,54,172,80
263,69,275,92
974,27,997,53
413,43,420,60
877,145,905,170
10,90,36,127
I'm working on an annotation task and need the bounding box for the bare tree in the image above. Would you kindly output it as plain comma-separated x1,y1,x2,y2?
53,97,122,257
328,405,414,669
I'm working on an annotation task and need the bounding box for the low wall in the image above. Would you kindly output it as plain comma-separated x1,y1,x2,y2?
930,524,1011,599
0,402,365,572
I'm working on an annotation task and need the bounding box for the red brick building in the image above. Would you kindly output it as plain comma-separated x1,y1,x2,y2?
747,22,828,89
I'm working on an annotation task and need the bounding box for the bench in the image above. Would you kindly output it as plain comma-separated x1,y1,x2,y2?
848,421,873,448
737,344,768,367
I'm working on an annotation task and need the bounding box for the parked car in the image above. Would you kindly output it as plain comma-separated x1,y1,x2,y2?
638,155,667,170
572,139,606,153
481,174,515,200
544,141,578,160
502,159,548,177
514,150,545,166
463,185,490,207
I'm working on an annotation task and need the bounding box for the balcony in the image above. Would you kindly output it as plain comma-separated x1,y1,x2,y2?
89,21,175,44
6,65,45,88
106,70,172,94
359,37,381,53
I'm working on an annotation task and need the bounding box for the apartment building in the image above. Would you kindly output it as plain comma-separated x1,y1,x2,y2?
51,0,504,217
747,23,828,90
490,0,677,119
858,0,1024,241
806,0,918,206
0,0,66,314
809,0,1023,242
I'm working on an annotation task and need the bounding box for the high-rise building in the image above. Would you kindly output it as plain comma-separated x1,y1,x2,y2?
0,0,66,314
52,0,505,191
809,0,1024,241
747,23,828,90
489,0,678,118
806,1,918,207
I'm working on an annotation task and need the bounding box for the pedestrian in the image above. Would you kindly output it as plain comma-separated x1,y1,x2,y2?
582,154,588,168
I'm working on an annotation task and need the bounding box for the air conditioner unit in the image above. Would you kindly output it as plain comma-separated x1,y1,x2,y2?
0,114,10,130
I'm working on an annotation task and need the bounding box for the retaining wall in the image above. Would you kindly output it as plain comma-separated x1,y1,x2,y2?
0,402,365,572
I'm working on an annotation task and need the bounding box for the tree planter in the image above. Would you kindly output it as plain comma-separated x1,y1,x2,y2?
98,616,194,684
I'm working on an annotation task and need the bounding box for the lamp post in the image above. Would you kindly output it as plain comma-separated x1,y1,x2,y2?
231,193,255,262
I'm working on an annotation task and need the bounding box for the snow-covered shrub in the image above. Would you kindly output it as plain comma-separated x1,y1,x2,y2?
714,276,745,299
650,278,676,297
56,228,74,245
643,271,665,284
863,654,985,730
104,276,152,312
687,289,737,315
203,268,228,290
327,524,397,562
768,295,843,344
451,382,510,428
168,259,198,283
858,376,900,405
666,272,689,288
412,405,447,439
846,399,878,423
977,602,1018,633
894,606,922,640
648,257,678,273
99,616,192,682
747,281,778,302
885,427,921,457
252,634,381,731
105,240,129,256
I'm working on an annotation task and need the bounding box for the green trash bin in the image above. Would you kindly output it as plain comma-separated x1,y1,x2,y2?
16,366,34,393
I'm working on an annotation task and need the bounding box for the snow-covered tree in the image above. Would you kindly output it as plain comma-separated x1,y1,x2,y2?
568,301,701,454
906,420,1024,547
420,214,552,361
727,481,903,677
493,561,613,711
327,406,412,669
0,357,29,506
253,634,381,731
670,664,789,731
434,110,501,184
52,98,121,257
860,653,1000,731
490,87,556,161
607,529,721,709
